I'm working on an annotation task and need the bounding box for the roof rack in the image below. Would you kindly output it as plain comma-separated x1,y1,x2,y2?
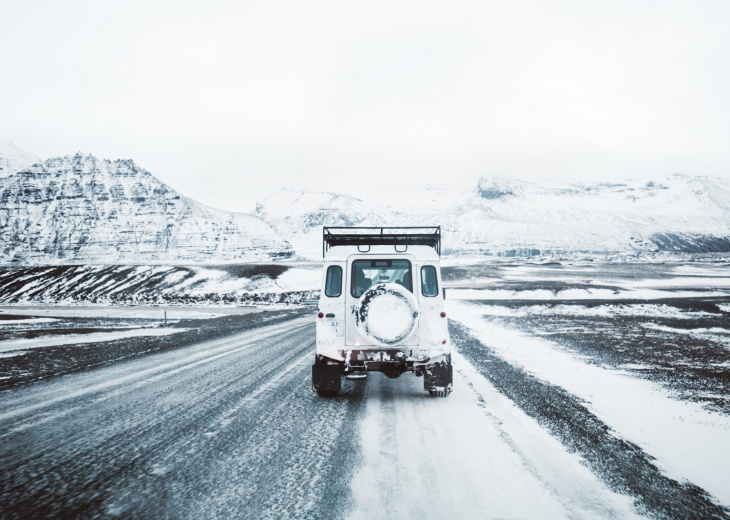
323,226,441,258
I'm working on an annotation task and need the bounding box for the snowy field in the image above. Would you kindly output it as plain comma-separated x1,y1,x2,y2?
1,260,729,519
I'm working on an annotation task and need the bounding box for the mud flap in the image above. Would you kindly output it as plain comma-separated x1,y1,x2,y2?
424,358,453,392
312,360,342,394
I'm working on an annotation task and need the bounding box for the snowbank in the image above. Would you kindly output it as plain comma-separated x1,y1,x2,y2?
449,300,730,506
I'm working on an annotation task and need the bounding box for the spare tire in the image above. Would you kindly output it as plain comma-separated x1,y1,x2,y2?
354,283,419,347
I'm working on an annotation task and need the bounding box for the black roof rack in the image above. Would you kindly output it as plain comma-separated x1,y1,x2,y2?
323,226,441,257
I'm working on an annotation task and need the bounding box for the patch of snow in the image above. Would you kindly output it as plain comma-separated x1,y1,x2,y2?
450,300,730,507
0,305,263,320
641,323,730,337
274,268,321,291
449,287,730,301
619,277,730,289
0,328,189,352
0,318,60,325
620,363,655,371
0,351,28,358
672,265,730,277
477,303,718,319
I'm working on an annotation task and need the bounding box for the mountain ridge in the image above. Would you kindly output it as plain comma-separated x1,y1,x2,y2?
3,143,730,263
255,173,730,259
0,153,292,264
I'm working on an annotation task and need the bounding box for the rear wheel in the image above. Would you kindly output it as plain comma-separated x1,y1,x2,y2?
312,356,342,396
424,355,452,397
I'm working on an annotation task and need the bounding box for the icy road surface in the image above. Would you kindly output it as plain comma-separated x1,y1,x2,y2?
1,314,728,519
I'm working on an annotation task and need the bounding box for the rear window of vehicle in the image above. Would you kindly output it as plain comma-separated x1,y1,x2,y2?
325,265,342,297
351,259,412,297
421,265,439,297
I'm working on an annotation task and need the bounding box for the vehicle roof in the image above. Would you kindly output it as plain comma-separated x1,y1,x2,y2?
323,226,441,258
323,244,440,262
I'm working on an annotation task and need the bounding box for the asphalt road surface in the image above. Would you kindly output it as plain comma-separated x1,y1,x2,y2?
1,315,728,519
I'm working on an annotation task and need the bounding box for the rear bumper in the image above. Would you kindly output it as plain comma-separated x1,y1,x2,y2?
336,348,448,362
317,349,449,378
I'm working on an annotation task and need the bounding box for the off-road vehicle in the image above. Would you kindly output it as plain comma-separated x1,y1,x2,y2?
312,226,452,397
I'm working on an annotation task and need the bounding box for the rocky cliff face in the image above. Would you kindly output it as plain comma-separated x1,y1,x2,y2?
0,153,292,264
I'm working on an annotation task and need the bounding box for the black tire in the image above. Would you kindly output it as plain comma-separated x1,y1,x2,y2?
424,356,453,396
312,356,342,396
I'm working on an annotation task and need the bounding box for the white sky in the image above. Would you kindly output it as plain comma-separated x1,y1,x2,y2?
1,0,729,212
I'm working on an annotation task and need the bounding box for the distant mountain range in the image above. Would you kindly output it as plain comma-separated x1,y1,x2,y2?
2,142,730,264
255,175,730,259
0,151,291,264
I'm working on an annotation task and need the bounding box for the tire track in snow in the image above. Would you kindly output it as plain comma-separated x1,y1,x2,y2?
449,321,730,519
347,365,641,519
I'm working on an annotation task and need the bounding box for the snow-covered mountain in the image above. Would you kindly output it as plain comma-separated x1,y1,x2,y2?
0,142,40,178
254,190,397,258
0,153,293,264
255,175,730,259
4,142,729,263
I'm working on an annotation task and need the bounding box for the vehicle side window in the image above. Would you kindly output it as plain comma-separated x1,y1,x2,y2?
421,265,438,297
325,265,342,297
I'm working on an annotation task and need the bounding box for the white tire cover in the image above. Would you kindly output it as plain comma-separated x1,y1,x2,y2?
354,283,419,347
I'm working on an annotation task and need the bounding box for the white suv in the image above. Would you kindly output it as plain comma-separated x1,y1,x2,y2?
312,227,452,397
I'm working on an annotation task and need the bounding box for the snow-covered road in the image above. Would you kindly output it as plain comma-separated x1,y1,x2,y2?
1,314,728,519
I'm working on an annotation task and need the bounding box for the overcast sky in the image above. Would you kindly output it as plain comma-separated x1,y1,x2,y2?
1,0,729,211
